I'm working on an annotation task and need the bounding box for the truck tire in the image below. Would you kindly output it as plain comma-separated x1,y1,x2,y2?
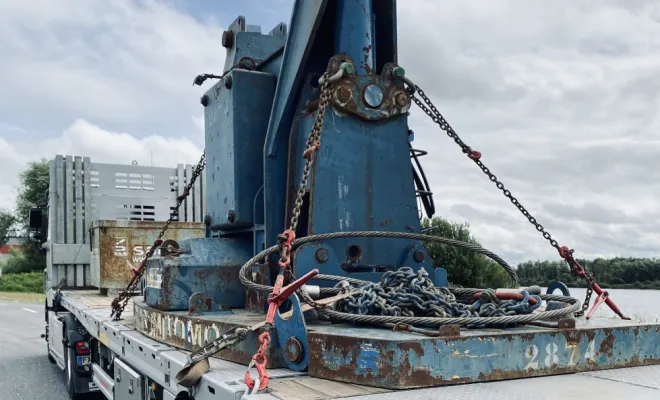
64,346,84,400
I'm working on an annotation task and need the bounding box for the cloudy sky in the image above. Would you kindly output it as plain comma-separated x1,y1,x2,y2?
1,0,659,265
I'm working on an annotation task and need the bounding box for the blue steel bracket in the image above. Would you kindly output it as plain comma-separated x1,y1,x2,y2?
327,55,411,121
401,244,448,288
547,281,571,297
293,241,441,288
221,16,288,75
274,294,309,371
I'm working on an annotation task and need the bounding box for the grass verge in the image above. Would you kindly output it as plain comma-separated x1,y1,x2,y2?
0,291,45,304
0,272,44,304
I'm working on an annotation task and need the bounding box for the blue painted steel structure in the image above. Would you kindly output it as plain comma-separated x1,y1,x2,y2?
137,0,660,392
307,320,660,388
145,0,442,311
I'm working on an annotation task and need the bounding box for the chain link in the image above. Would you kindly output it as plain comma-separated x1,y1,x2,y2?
280,71,333,310
110,151,207,321
337,267,542,329
409,85,594,314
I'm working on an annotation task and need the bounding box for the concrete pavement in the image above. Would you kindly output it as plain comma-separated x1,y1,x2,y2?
0,299,70,400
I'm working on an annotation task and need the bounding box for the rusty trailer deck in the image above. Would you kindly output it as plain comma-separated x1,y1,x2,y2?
132,298,660,391
59,291,660,399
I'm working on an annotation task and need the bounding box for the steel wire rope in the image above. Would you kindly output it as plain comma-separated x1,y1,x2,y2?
238,231,581,327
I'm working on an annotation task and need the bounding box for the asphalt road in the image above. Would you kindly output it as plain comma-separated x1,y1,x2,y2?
0,299,70,400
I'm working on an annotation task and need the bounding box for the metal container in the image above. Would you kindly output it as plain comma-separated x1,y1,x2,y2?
89,220,205,290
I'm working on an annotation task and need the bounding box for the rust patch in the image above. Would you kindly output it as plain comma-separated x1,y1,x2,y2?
599,329,616,356
562,329,579,345
245,263,269,313
439,325,460,337
558,319,576,329
159,266,171,310
379,217,391,227
398,340,423,354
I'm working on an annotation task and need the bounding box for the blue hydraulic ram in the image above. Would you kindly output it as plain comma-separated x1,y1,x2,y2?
116,0,660,393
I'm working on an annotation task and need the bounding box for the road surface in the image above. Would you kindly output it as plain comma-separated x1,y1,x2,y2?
0,299,70,400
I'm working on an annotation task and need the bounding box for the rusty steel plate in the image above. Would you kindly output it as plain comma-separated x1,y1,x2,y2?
306,319,660,389
90,220,205,290
133,300,286,368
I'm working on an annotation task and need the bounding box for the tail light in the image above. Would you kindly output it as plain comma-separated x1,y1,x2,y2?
75,341,90,355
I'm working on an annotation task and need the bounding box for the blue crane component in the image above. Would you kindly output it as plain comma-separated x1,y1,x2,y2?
137,0,660,393
144,0,443,312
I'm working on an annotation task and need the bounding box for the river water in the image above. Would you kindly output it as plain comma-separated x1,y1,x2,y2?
541,287,660,323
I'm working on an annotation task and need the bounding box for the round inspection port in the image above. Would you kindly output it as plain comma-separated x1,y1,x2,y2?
346,244,362,261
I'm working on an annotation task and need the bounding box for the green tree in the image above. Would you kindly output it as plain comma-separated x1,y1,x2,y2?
15,158,50,228
0,210,16,246
1,159,49,273
421,216,512,289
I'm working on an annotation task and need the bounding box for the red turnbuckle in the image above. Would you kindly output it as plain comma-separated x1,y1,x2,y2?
586,291,609,320
265,269,319,328
245,265,319,393
558,246,630,320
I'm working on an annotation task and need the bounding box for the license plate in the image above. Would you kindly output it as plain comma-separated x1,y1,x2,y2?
76,356,90,366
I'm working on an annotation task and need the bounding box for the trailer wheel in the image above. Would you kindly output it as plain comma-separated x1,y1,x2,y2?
62,329,88,400
64,346,84,400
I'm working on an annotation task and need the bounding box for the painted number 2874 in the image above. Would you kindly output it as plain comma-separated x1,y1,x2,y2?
525,339,596,369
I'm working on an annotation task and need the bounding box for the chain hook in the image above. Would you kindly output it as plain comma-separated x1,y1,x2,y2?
462,146,481,160
244,350,269,392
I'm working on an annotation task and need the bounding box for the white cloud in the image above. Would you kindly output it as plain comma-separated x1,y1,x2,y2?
1,0,660,267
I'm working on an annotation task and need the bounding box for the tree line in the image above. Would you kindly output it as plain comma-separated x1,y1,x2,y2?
516,258,660,290
1,159,659,291
420,218,660,290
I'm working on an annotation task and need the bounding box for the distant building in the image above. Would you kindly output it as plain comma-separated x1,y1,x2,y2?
0,237,24,264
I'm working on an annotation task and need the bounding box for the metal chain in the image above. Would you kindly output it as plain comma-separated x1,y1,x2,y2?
288,72,331,234
280,71,333,309
409,85,594,314
177,326,248,381
110,151,207,321
336,267,543,329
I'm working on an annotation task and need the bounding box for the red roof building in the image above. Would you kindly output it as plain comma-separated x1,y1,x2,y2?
0,237,23,263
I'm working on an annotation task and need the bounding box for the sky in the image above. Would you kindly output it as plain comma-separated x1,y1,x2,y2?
1,0,660,266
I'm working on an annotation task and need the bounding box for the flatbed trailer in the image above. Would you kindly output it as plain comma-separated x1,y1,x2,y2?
36,1,660,399
45,289,660,399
